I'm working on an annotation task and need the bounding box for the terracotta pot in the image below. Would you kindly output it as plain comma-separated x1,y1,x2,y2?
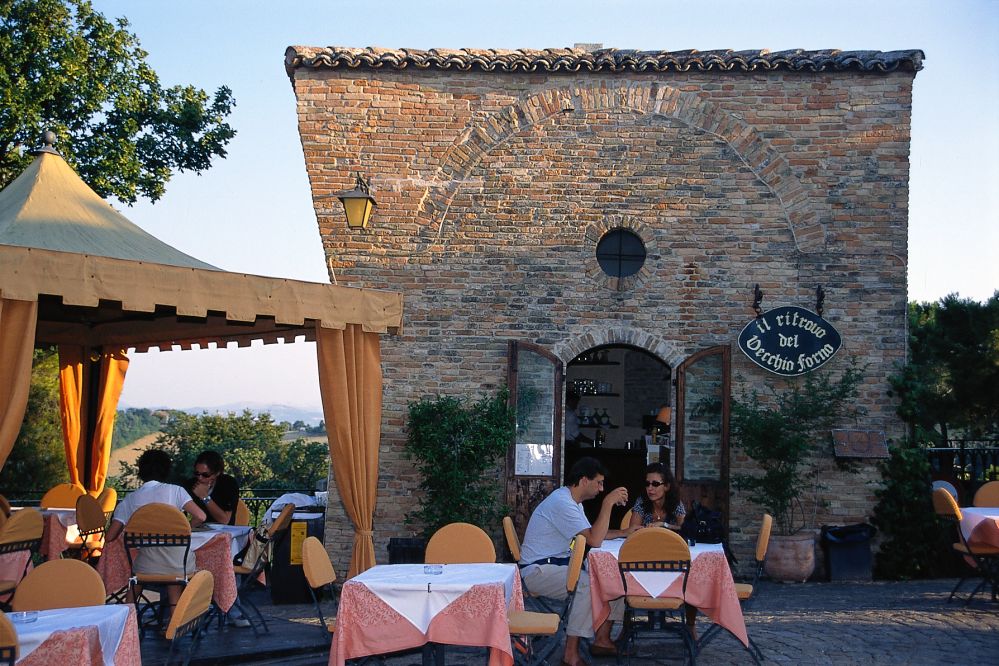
764,533,816,582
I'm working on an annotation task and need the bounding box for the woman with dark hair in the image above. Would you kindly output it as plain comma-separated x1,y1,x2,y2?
628,462,686,530
183,450,240,526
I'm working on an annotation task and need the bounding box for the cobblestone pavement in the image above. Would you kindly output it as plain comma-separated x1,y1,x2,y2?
249,578,999,665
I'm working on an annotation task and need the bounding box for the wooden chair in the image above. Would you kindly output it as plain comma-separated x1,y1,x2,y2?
11,559,106,611
932,487,999,605
620,509,634,530
617,527,695,664
233,503,295,632
69,493,108,562
699,514,772,663
39,483,85,509
165,570,214,666
508,534,586,666
425,522,496,564
0,509,44,605
123,503,194,631
502,516,522,562
234,499,251,527
96,487,118,522
302,536,338,639
973,481,999,508
0,611,17,666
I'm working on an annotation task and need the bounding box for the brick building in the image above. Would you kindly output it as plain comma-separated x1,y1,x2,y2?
284,46,923,573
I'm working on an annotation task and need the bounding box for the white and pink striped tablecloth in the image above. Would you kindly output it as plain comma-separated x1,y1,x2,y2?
961,507,999,548
13,603,140,666
330,563,524,666
588,539,748,647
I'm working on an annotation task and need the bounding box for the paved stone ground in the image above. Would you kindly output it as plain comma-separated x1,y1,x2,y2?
166,578,999,665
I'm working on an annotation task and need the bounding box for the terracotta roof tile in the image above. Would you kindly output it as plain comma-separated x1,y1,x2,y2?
285,46,924,77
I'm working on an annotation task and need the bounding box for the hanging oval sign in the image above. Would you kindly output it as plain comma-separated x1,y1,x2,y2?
738,306,842,376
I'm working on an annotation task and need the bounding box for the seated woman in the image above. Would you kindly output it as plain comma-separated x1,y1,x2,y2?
628,462,686,530
183,450,240,525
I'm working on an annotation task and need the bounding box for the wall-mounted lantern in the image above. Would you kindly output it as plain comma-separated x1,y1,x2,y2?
335,173,377,229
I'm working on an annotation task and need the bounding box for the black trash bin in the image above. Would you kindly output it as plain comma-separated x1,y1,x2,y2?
821,523,877,581
387,537,427,564
270,505,325,604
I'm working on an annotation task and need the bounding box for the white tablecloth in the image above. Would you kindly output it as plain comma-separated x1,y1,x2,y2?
961,507,999,541
350,563,517,633
13,604,130,666
592,540,724,598
191,525,252,558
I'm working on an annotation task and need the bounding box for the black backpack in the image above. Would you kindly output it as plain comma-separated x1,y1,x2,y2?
680,502,739,567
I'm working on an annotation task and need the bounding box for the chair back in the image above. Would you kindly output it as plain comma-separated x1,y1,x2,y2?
618,527,691,571
502,516,521,562
165,570,214,641
40,483,85,509
619,509,634,531
268,503,295,538
973,481,999,508
76,493,107,536
11,559,106,611
425,522,496,564
756,513,774,563
0,610,17,664
0,509,43,548
566,534,587,594
123,503,192,579
235,499,251,527
96,487,118,517
302,536,337,589
0,494,11,518
932,487,962,522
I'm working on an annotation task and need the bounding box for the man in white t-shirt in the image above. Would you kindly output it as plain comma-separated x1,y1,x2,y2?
519,457,634,666
106,449,206,609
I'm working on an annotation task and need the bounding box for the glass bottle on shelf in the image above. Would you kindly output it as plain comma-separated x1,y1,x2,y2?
600,409,611,426
594,428,604,447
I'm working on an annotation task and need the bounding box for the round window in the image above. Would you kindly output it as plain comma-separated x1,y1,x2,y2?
595,229,646,278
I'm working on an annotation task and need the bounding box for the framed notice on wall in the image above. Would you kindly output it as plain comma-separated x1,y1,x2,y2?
514,443,554,476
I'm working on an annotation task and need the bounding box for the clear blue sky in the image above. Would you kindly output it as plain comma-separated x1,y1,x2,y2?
91,0,998,411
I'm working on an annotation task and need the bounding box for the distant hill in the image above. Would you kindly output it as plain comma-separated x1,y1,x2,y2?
119,402,324,426
109,432,162,477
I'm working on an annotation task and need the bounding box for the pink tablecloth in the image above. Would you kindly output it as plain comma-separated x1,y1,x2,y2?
40,513,70,560
961,508,999,549
588,548,748,647
330,568,525,666
97,533,239,611
16,604,141,666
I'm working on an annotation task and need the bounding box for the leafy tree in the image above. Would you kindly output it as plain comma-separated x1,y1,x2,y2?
890,292,999,442
405,390,514,538
0,349,68,493
112,410,329,493
111,407,167,449
0,0,235,202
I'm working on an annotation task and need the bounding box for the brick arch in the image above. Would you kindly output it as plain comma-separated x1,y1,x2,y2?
419,82,825,252
553,326,685,368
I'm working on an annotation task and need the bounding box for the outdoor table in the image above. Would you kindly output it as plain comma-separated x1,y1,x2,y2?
961,507,999,549
11,603,140,666
588,539,748,647
330,563,524,666
97,526,246,612
10,507,79,560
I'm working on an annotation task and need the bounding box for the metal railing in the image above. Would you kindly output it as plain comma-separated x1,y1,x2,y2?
927,439,999,501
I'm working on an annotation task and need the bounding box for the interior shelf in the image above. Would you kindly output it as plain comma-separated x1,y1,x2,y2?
569,361,621,366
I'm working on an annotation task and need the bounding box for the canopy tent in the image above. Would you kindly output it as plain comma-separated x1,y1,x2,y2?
0,144,401,575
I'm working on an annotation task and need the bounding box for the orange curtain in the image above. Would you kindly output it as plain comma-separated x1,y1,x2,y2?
316,323,382,578
58,346,129,492
0,298,38,470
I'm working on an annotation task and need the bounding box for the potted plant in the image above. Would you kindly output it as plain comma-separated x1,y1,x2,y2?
404,389,515,545
732,363,864,581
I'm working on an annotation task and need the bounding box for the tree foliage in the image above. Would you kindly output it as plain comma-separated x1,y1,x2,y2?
0,348,67,493
890,292,999,442
113,410,329,493
0,0,235,202
111,407,169,449
731,363,865,535
405,390,514,539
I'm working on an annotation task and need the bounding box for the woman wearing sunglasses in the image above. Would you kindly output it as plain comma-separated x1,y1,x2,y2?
628,462,685,530
184,450,240,526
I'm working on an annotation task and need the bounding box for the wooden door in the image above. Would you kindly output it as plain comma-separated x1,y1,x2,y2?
505,340,563,539
674,345,731,533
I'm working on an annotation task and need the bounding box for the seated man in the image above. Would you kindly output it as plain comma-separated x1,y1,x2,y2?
106,449,206,610
520,457,633,666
